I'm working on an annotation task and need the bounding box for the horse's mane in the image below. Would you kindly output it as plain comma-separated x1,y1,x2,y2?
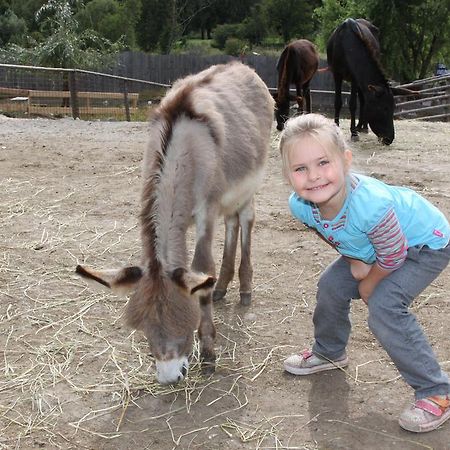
346,18,390,86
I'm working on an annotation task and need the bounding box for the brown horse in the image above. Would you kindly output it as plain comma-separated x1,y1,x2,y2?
274,39,319,130
75,62,274,384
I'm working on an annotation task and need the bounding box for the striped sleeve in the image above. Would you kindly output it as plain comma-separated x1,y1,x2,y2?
367,208,408,270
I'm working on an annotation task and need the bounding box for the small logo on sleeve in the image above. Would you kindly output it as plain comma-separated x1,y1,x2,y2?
433,229,444,238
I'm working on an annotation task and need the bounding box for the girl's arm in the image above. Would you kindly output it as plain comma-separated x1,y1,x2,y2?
359,263,391,303
362,208,408,303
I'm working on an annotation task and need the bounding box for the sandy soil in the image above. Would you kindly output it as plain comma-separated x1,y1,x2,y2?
0,115,449,450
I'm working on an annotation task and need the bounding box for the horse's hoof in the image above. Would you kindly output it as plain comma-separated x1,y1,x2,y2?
351,134,359,142
240,292,252,306
213,289,227,302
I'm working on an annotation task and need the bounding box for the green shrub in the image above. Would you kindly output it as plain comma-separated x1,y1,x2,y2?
224,38,247,57
212,23,242,50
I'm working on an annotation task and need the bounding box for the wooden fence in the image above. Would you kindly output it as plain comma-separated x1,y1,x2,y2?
394,74,450,121
0,63,169,121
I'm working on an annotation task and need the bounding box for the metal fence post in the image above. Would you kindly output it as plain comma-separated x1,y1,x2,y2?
123,79,131,121
68,70,80,119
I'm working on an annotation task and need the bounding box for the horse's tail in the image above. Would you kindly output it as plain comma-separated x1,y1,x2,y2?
276,45,292,99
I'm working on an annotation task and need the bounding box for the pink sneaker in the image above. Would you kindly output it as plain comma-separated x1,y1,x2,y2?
283,350,348,375
399,395,450,433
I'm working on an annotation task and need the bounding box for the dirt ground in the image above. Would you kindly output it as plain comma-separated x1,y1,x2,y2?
0,115,449,450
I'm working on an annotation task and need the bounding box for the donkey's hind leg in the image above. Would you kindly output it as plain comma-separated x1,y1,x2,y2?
213,213,239,302
238,199,255,306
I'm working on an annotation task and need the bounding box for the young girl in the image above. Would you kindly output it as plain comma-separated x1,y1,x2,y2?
279,113,450,433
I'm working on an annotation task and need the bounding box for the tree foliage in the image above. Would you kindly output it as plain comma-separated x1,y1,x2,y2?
314,0,450,81
0,0,448,79
0,0,123,68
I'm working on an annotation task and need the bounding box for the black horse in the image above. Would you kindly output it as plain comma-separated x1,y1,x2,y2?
274,39,319,131
327,18,395,144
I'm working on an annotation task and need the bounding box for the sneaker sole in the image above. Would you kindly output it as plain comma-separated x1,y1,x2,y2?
399,406,450,433
284,357,349,375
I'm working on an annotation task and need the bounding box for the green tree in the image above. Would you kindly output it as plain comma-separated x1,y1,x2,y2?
240,3,268,46
0,0,123,68
263,0,321,43
314,0,367,50
365,0,450,80
0,6,28,45
314,0,450,81
76,0,141,48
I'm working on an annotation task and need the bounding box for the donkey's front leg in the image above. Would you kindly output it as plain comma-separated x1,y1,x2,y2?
238,200,255,306
197,294,216,375
192,214,217,374
213,213,239,302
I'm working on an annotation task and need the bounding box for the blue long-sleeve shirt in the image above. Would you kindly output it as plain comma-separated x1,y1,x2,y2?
289,173,450,269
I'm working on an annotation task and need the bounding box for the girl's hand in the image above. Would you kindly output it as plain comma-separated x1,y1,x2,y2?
358,264,392,305
349,259,372,281
358,278,374,304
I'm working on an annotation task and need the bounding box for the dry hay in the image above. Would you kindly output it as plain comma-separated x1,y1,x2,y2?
0,116,449,449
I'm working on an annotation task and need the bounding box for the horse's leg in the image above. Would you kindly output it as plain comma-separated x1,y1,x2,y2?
295,82,304,114
192,214,217,374
213,213,239,302
349,82,359,141
238,199,255,306
333,75,343,127
303,81,312,113
356,89,368,133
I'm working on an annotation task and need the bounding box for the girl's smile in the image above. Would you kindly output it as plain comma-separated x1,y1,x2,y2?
287,135,352,219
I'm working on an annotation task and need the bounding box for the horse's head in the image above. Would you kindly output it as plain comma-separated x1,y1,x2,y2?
365,84,395,145
75,264,215,384
273,92,303,131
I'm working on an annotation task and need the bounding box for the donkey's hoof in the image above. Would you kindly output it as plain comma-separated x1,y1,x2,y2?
351,133,360,142
240,292,252,306
213,289,227,302
201,353,216,376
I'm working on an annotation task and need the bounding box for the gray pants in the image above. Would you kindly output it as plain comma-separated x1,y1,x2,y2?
312,244,450,400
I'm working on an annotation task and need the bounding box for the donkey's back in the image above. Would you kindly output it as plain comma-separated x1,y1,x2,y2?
153,62,274,206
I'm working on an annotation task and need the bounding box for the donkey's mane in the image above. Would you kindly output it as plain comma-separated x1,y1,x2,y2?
348,19,389,86
140,69,224,277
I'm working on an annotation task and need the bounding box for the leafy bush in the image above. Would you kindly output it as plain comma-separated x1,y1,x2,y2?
224,38,247,56
212,23,242,50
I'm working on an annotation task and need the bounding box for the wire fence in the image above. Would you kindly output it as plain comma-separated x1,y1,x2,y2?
0,63,170,121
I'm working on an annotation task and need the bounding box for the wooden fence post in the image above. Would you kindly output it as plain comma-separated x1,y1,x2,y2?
123,79,131,121
68,70,80,119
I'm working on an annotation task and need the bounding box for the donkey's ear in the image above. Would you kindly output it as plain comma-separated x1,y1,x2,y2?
76,265,143,294
169,267,216,296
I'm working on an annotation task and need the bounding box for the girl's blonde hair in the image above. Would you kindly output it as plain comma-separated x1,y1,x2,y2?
279,113,349,179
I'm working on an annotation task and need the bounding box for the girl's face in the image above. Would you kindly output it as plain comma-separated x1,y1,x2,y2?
286,135,352,214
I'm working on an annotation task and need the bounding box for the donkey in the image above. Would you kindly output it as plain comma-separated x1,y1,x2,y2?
75,62,274,384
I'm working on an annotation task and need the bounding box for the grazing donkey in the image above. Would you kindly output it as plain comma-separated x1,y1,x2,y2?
76,62,274,384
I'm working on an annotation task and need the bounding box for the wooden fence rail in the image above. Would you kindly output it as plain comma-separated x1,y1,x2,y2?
394,74,450,121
